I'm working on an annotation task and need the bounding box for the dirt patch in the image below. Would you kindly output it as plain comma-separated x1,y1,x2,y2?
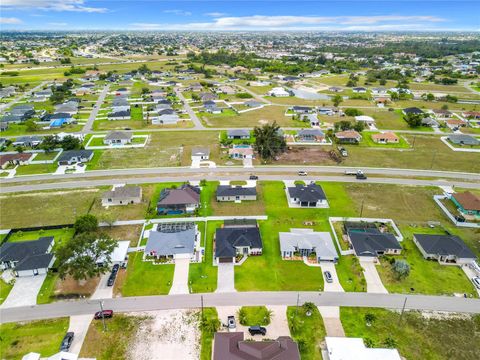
0,188,99,199
54,275,100,298
128,309,200,360
276,146,337,165
98,225,143,245
113,268,127,297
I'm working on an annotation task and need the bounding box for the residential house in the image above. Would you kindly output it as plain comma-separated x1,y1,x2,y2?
12,136,42,147
227,129,250,140
287,183,328,208
115,88,130,96
215,222,262,263
10,105,35,119
421,117,440,127
1,114,24,124
354,115,375,126
216,185,257,202
145,224,198,261
152,113,180,125
448,134,479,146
229,145,254,159
325,337,401,360
335,130,362,144
103,131,133,145
0,86,16,98
402,107,424,115
345,223,402,259
200,92,217,102
431,109,452,119
371,87,388,95
0,153,34,169
203,100,222,114
413,234,476,264
296,129,326,143
186,83,203,92
54,101,78,115
371,132,399,144
57,150,94,165
450,191,480,217
244,100,263,108
328,86,343,92
291,106,313,114
216,85,236,95
191,147,210,161
462,111,480,120
0,122,7,131
303,113,320,126
446,118,467,129
213,332,300,360
267,87,290,97
33,89,53,101
318,107,334,116
279,229,338,262
108,110,131,120
102,185,142,206
0,236,55,277
352,87,367,93
157,184,200,215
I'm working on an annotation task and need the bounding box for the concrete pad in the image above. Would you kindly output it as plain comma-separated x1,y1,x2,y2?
320,263,344,292
90,273,113,300
261,305,290,339
216,263,236,293
67,314,94,354
243,158,253,168
462,265,480,297
318,306,345,337
1,274,46,308
360,260,388,294
169,258,190,295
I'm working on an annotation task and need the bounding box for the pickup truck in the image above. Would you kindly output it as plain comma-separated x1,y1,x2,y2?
345,170,367,180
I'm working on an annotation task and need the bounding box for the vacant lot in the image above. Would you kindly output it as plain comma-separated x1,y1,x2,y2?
0,318,69,359
340,307,480,360
188,221,217,293
276,146,338,166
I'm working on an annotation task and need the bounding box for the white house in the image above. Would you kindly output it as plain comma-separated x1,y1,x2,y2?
267,87,290,97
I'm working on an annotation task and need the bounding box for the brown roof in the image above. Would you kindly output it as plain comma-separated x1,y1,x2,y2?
452,191,480,211
0,153,33,167
213,332,300,360
157,185,200,206
335,130,361,139
371,132,398,141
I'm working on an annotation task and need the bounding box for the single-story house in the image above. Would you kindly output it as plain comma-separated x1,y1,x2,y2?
108,110,131,120
279,229,338,262
402,107,423,115
335,130,362,144
448,134,480,146
112,97,129,107
354,115,375,126
244,100,263,108
371,87,388,95
1,114,24,124
102,185,142,206
291,106,313,114
421,117,440,127
48,112,74,127
96,240,130,266
413,234,476,264
325,337,401,360
0,86,16,98
318,107,334,116
446,119,467,129
216,185,257,202
287,183,328,208
200,92,218,102
213,332,300,360
103,131,133,145
157,184,200,215
111,105,130,113
203,100,222,114
431,109,452,119
10,105,35,118
0,236,55,277
352,87,367,93
268,87,290,97
450,191,480,217
191,147,210,161
152,113,180,125
216,85,236,95
57,150,94,165
227,129,250,140
12,136,42,147
347,227,402,258
296,129,326,143
54,102,78,115
215,224,262,263
462,111,480,119
329,86,343,92
371,132,399,144
229,145,254,159
0,153,34,169
145,225,197,261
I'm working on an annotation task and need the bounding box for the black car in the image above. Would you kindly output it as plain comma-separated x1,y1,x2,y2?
249,175,259,180
107,274,116,287
112,264,120,274
60,332,74,351
248,326,267,336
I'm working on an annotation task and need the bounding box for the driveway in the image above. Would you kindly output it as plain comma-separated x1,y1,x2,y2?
169,258,190,295
90,273,113,300
462,265,480,297
243,158,253,168
320,263,344,292
360,260,388,294
216,263,236,293
318,306,345,337
67,314,94,354
1,274,46,308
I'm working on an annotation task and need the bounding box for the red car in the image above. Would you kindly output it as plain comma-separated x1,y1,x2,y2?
94,310,113,319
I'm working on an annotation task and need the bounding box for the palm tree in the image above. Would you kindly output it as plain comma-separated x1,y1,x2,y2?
253,121,286,162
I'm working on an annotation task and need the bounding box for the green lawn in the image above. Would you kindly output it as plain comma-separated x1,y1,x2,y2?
336,255,366,292
34,151,60,161
340,307,480,360
0,318,70,360
0,277,13,305
37,272,59,304
119,251,174,296
14,163,58,176
200,308,219,360
130,105,143,121
8,228,75,244
360,132,411,149
238,306,271,326
287,305,326,360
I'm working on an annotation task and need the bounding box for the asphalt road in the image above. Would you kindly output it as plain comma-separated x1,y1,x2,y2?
82,84,110,132
175,88,205,129
0,82,48,112
1,291,479,323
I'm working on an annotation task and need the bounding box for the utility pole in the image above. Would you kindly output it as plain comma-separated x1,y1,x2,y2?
99,300,107,332
295,293,300,318
360,199,365,217
398,296,408,325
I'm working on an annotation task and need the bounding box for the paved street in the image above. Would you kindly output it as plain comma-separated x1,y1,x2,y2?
82,84,110,132
1,291,479,324
175,89,205,129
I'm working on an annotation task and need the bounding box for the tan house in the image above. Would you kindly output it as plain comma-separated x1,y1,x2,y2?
371,132,399,144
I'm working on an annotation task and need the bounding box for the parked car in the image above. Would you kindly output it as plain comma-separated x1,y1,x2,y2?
107,274,116,287
94,310,114,319
324,271,333,283
249,175,259,180
472,277,480,290
298,170,308,176
60,332,74,351
338,146,348,157
248,326,267,336
227,316,236,332
112,264,120,274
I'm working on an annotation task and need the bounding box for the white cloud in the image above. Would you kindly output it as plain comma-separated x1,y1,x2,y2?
0,17,23,24
205,12,227,18
130,14,447,31
1,0,107,13
163,9,192,16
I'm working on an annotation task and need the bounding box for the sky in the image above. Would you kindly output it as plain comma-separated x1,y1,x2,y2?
0,0,479,32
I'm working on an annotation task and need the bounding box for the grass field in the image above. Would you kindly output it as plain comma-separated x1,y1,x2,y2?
0,278,13,305
8,228,75,244
360,132,411,148
287,305,326,360
200,308,219,360
238,306,271,326
14,163,58,176
0,318,69,359
340,307,480,360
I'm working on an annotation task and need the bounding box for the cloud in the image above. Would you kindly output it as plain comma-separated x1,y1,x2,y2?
1,0,107,13
205,12,227,18
0,17,23,24
130,14,447,31
163,9,192,16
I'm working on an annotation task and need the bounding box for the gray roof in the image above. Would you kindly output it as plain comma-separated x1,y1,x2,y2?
349,231,401,257
1,114,23,123
108,110,130,117
14,136,42,143
215,226,262,258
102,186,141,200
227,129,250,137
297,129,325,137
448,134,480,146
245,100,262,107
0,236,54,263
104,131,133,141
279,229,338,259
288,183,326,203
57,150,93,162
15,253,54,271
403,107,423,114
414,234,476,259
145,228,196,256
216,185,257,198
191,147,210,157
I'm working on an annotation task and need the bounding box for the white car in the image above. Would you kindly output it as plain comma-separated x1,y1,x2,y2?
298,171,308,176
472,277,480,290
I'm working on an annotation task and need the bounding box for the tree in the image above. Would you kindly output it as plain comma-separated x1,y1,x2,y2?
393,259,410,279
25,119,39,132
253,121,286,162
365,313,376,325
332,94,343,107
74,214,98,234
344,108,363,117
425,93,435,101
61,135,82,151
404,112,424,128
353,121,365,132
390,91,399,101
56,232,116,280
40,135,59,153
141,87,150,95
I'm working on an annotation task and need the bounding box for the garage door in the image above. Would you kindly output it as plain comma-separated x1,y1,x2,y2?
219,257,233,263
